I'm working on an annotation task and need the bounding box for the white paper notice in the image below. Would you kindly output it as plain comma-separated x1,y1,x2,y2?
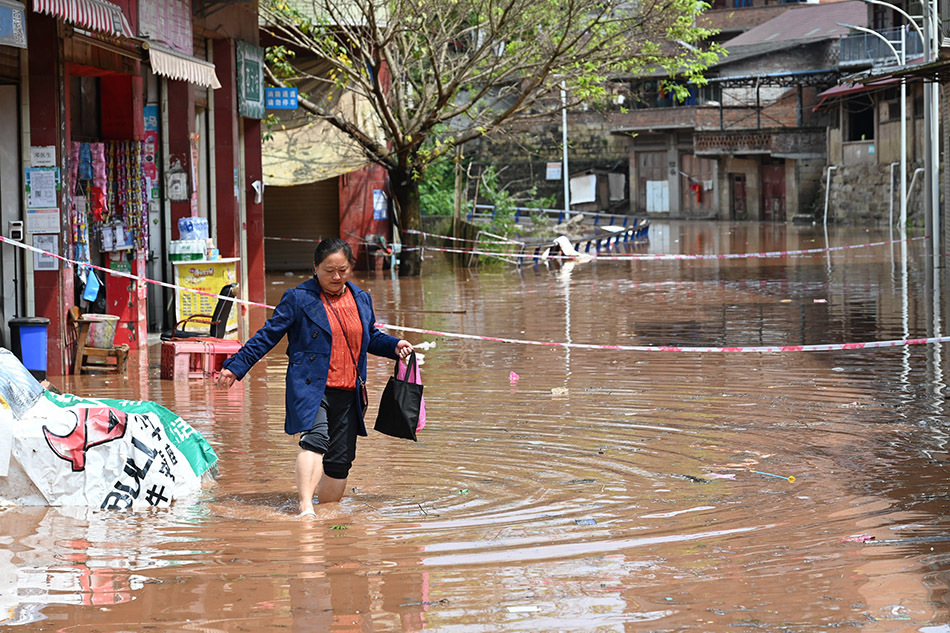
30,146,56,168
26,208,59,234
33,234,58,271
26,169,57,209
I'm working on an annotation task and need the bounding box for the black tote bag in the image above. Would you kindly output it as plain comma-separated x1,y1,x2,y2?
374,352,424,441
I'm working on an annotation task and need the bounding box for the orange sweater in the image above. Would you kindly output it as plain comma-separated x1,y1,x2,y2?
322,289,363,389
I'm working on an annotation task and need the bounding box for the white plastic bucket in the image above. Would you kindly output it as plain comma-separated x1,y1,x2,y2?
85,314,119,348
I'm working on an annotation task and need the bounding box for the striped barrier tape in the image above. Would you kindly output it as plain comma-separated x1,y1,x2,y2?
264,236,324,244
375,322,950,353
2,234,944,353
416,236,928,262
403,229,523,245
0,235,274,310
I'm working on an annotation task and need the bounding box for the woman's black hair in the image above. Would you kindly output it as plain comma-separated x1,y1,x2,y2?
313,238,354,267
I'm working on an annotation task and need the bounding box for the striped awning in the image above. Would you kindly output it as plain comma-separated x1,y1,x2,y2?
147,44,221,90
32,0,133,38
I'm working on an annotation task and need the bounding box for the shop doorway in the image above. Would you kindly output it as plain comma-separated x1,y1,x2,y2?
761,163,786,222
729,173,747,220
0,84,20,345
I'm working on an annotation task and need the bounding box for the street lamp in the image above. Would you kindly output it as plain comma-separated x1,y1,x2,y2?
838,21,908,228
560,80,570,219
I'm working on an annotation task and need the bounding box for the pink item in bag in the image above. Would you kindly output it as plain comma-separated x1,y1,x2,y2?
396,357,426,430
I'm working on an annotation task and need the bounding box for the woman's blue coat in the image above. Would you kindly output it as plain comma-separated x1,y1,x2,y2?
221,278,400,435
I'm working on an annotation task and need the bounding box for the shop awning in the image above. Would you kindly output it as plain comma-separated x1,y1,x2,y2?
146,43,221,90
32,0,133,38
812,77,898,111
263,118,372,186
263,90,383,186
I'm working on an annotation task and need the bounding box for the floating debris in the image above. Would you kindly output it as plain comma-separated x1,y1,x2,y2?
506,605,541,613
843,534,875,543
749,469,796,483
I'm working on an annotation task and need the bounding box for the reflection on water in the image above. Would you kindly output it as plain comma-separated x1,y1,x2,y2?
4,221,950,631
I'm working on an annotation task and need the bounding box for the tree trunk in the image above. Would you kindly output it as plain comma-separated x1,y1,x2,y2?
391,165,422,276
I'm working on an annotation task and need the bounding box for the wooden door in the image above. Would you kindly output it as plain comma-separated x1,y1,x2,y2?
729,173,747,220
761,164,786,221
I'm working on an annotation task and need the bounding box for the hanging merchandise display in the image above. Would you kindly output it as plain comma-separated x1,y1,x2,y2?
68,142,90,269
69,140,150,257
108,140,149,251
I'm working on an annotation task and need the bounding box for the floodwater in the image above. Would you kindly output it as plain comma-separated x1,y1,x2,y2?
4,220,950,631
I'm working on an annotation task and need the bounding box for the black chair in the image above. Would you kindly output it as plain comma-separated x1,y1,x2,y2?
162,284,237,340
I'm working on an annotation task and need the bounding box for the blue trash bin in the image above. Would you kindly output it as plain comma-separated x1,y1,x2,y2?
9,316,50,381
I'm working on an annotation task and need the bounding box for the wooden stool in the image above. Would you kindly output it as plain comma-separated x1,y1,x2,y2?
74,317,130,375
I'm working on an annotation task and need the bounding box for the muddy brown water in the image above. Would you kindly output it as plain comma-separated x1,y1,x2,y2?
3,221,950,631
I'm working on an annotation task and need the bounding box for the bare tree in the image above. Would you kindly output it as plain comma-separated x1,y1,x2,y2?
262,0,718,275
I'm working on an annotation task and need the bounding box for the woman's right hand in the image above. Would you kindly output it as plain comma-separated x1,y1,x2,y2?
217,368,237,389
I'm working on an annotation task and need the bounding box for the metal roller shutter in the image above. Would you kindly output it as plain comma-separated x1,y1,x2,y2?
263,179,340,272
0,46,19,81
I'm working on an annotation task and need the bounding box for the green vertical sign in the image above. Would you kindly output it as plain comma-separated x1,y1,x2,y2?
236,41,265,119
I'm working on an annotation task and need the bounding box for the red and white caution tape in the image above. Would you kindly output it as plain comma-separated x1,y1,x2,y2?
416,236,927,261
0,235,273,310
3,234,946,353
264,236,324,244
375,322,950,353
403,229,523,245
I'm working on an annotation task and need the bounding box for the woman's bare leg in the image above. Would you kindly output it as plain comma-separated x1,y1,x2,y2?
295,449,324,515
317,475,347,504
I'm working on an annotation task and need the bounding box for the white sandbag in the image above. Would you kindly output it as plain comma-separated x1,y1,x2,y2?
0,349,217,508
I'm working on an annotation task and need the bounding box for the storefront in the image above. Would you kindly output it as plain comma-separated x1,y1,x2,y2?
19,0,265,375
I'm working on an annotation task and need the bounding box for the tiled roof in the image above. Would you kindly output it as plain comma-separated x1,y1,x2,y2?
722,0,867,48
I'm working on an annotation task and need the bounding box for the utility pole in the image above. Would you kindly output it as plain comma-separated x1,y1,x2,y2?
924,2,939,261
561,81,570,219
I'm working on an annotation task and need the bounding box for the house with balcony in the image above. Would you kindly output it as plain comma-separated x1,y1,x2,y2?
612,1,866,221
815,1,935,225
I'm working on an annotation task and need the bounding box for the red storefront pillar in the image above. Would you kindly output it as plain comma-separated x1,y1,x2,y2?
167,79,196,236
243,118,265,304
212,39,240,262
28,14,71,376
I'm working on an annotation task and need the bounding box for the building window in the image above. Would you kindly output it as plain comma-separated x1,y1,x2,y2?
845,93,875,141
733,0,752,8
882,87,901,122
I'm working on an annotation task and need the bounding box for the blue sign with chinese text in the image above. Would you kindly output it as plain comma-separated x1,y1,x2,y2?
265,87,298,110
0,3,27,49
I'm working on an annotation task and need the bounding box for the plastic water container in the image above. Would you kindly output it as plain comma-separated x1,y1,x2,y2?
84,314,119,349
178,217,209,241
8,317,50,381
